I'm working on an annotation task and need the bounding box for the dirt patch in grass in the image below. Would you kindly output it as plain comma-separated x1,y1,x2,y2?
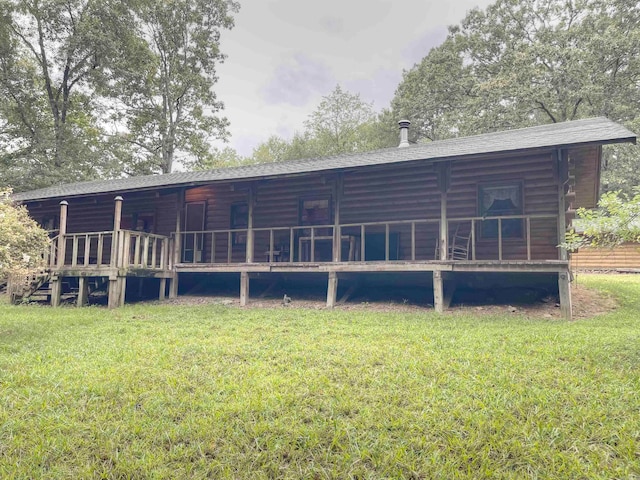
160,281,616,320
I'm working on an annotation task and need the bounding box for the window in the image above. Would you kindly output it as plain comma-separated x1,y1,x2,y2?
230,202,248,245
299,197,331,226
479,183,523,238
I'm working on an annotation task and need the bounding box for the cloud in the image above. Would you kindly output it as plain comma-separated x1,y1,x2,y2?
319,16,344,34
345,69,403,110
261,53,336,107
402,27,448,65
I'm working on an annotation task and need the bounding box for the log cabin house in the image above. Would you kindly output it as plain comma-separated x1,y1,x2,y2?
11,117,637,318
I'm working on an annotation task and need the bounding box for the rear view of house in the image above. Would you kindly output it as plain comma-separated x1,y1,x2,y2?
13,117,636,319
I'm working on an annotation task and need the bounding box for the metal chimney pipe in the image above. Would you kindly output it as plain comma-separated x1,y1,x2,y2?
398,120,410,148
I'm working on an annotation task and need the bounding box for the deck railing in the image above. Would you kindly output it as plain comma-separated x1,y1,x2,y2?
174,213,559,265
117,230,170,270
45,230,170,271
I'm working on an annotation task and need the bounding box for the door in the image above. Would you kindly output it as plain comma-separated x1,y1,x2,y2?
183,202,205,262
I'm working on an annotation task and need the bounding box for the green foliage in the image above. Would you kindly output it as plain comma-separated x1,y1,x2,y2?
0,275,640,477
114,0,239,174
564,188,640,249
0,0,239,189
0,0,140,191
245,86,398,165
392,0,640,193
0,189,49,282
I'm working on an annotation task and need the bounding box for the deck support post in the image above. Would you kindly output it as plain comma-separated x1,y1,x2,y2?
50,276,62,307
77,277,88,306
169,273,179,298
433,271,444,313
240,271,250,306
327,271,338,308
558,271,572,320
108,279,118,309
159,278,167,300
108,276,126,309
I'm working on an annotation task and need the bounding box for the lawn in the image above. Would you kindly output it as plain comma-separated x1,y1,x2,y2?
0,275,639,479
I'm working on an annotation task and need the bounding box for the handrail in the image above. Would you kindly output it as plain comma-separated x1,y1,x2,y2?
174,213,559,265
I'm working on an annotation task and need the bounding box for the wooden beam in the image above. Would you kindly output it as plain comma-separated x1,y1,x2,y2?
433,271,444,313
50,276,62,307
108,279,119,309
333,174,343,262
174,189,184,265
111,196,123,269
246,185,255,263
557,149,568,261
118,277,127,307
558,271,572,320
439,192,448,260
436,162,452,261
159,278,167,300
240,271,250,306
326,271,338,308
77,277,88,307
57,201,68,268
168,273,179,299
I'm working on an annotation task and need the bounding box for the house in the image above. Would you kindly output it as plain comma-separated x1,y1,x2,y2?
12,117,636,318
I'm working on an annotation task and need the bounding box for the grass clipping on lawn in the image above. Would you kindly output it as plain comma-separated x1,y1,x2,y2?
0,274,639,479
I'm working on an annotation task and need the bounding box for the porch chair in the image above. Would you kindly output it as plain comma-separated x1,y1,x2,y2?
449,223,471,260
434,223,472,260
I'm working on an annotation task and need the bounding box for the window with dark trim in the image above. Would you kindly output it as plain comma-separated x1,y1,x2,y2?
299,197,331,226
478,183,523,239
230,202,248,245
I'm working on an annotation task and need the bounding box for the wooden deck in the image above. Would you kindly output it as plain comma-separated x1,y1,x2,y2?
176,259,570,274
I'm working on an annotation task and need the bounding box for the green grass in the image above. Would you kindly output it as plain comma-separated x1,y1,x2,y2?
1,275,639,479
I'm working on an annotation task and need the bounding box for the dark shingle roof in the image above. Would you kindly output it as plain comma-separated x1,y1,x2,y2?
13,117,636,202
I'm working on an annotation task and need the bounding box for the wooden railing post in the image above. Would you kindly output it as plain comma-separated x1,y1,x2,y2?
57,200,68,268
111,196,123,268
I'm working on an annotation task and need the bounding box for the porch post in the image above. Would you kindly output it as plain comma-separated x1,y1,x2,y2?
51,200,68,307
169,189,184,298
57,200,68,268
240,271,250,306
108,196,124,309
111,196,123,267
433,270,444,313
556,149,568,261
246,185,255,263
327,271,338,307
436,163,451,260
333,174,343,262
558,271,572,320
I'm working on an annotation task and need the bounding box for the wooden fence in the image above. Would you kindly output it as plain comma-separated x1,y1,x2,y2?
571,243,640,270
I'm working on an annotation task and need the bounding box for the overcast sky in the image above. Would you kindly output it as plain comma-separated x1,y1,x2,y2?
215,0,494,157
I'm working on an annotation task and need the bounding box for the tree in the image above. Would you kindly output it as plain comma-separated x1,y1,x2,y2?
564,188,640,249
245,86,398,165
187,146,247,171
114,0,239,174
303,85,377,156
392,0,640,192
0,188,49,284
0,0,138,191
